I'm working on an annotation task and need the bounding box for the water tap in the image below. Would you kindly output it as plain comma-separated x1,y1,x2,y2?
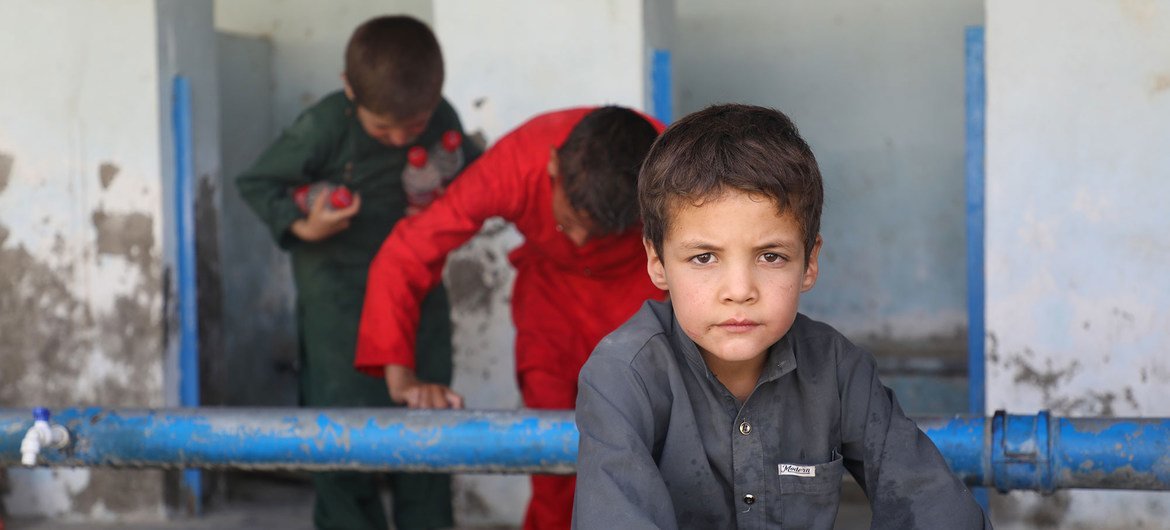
20,407,70,466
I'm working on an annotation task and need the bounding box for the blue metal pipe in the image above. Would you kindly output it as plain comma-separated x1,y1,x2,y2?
964,25,987,426
172,74,202,513
963,24,990,511
0,408,578,474
2,409,1167,491
918,412,1170,493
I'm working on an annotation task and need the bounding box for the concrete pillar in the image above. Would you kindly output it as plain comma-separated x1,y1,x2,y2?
985,1,1170,527
0,0,219,520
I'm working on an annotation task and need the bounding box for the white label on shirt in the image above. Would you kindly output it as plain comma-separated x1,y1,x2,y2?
778,463,816,477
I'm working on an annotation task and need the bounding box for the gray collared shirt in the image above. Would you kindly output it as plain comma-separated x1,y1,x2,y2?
574,300,991,529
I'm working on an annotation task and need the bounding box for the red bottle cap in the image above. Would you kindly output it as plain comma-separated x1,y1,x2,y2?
330,186,354,209
441,130,462,152
408,146,428,167
293,185,310,210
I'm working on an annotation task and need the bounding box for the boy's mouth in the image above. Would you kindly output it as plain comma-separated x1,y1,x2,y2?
716,318,761,333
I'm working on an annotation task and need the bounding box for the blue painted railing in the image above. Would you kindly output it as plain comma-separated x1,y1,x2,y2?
0,408,577,474
2,409,1167,492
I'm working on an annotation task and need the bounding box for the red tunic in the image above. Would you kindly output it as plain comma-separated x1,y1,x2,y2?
355,108,666,385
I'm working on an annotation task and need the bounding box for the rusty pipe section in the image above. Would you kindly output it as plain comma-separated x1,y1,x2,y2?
2,408,1168,491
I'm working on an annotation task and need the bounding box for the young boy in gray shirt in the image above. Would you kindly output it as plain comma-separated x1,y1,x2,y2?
573,104,991,529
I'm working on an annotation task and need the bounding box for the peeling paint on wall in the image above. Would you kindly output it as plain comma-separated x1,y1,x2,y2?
98,163,120,190
986,0,1170,525
1151,73,1170,96
91,210,155,273
444,217,528,527
0,0,216,519
0,152,13,194
0,212,163,408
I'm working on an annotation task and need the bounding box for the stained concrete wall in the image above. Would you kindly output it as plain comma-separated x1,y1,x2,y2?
984,1,1170,527
0,0,219,520
676,0,983,358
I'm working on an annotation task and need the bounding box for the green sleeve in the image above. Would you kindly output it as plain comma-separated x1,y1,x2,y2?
235,103,338,249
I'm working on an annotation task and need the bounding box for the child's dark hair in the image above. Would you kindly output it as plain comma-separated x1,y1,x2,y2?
344,16,443,119
557,107,659,235
639,104,823,263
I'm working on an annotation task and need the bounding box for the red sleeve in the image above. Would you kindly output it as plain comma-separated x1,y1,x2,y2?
355,132,530,376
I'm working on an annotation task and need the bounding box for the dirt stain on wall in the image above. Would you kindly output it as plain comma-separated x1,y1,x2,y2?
0,225,90,405
195,175,225,405
1,199,166,513
446,256,493,315
0,151,13,195
98,163,120,190
91,210,155,273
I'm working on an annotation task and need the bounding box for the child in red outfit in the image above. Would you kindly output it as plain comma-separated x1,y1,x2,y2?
356,107,665,530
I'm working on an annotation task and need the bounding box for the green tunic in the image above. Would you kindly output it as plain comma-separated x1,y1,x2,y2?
236,91,478,529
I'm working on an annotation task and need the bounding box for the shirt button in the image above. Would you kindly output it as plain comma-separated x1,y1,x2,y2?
739,421,751,435
583,267,592,276
743,494,755,505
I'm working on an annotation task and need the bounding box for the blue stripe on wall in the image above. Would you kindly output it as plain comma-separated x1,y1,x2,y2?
651,49,673,124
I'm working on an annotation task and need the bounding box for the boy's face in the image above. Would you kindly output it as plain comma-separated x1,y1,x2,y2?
355,106,432,148
645,189,821,369
343,76,433,147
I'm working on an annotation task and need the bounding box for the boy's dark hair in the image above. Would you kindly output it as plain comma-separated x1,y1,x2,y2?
344,16,443,119
557,107,659,234
639,104,823,263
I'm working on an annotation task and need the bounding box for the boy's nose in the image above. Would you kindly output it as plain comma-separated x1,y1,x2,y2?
386,130,412,147
720,265,758,304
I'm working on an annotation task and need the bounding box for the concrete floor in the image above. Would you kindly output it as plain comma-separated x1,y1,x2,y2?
4,473,875,529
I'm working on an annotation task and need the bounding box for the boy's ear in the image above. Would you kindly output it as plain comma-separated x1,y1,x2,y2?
341,74,355,101
800,234,823,293
644,239,669,291
547,148,559,181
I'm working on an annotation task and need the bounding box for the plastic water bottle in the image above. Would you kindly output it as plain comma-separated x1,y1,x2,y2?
429,130,464,185
292,182,353,213
402,145,443,208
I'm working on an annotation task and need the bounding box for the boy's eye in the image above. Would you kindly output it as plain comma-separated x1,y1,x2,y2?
690,253,715,265
761,252,785,264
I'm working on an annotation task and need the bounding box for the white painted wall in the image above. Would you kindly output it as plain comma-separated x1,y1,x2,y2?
985,1,1170,527
676,0,982,357
0,0,219,520
435,0,663,140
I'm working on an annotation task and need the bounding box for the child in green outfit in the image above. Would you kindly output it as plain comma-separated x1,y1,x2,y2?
236,16,479,530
